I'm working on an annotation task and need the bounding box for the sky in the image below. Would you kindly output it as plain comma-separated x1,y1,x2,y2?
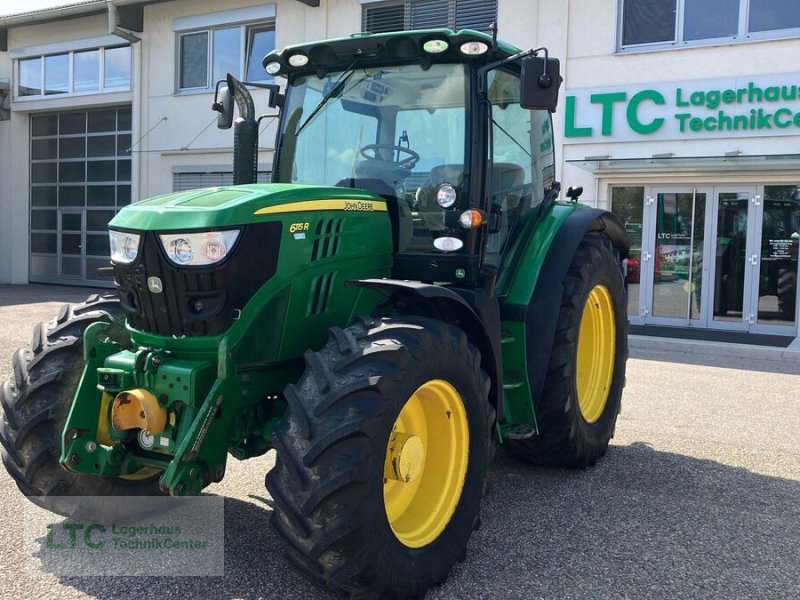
0,0,91,18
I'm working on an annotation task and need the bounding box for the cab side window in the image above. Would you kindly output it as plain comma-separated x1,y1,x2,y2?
485,69,555,263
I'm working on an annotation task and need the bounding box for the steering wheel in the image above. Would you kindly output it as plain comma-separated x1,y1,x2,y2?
359,144,420,169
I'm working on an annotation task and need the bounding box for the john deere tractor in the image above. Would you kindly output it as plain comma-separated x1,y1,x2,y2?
0,29,629,598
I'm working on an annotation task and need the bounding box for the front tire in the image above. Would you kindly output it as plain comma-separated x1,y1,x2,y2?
505,233,628,468
0,294,161,517
266,316,493,598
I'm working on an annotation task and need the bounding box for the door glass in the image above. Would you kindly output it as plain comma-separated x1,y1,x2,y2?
712,192,749,322
611,187,644,317
757,186,799,326
652,192,705,320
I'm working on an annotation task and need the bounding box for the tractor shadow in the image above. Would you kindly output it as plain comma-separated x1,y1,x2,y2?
37,442,800,599
0,284,105,308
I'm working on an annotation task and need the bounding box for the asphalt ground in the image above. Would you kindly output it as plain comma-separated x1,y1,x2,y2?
0,284,798,599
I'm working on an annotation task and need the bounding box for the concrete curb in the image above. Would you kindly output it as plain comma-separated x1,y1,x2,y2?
630,334,800,365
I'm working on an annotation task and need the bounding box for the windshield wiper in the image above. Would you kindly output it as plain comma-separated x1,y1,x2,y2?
296,58,361,136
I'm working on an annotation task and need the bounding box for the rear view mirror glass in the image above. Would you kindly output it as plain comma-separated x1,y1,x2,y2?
213,85,233,130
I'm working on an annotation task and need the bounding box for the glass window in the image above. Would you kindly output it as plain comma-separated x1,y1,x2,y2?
88,185,116,206
484,69,554,265
749,0,800,32
60,186,86,207
31,232,57,254
180,32,209,89
31,139,58,160
31,186,58,207
87,135,116,157
86,234,110,256
74,50,100,93
60,138,86,159
245,26,275,81
31,210,57,230
622,0,800,49
277,63,467,253
17,46,129,98
212,27,241,86
684,0,740,40
86,210,115,231
32,114,58,136
19,57,42,96
60,112,86,134
104,46,131,89
62,213,82,231
180,23,275,90
88,110,117,133
44,54,69,95
621,0,677,45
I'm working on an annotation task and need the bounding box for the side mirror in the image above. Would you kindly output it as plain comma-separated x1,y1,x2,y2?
212,84,233,130
520,56,562,111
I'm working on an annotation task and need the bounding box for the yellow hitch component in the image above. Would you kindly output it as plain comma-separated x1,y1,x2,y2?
111,388,167,435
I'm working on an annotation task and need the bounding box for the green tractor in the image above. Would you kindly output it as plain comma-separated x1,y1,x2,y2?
0,29,629,598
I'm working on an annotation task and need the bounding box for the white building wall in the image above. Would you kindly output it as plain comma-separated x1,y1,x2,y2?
0,50,12,283
2,13,129,284
560,0,800,210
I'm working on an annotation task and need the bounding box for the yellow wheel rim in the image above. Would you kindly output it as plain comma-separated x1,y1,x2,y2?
383,379,469,548
576,284,616,424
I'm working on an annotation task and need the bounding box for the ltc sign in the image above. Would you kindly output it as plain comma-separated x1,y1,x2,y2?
564,72,800,143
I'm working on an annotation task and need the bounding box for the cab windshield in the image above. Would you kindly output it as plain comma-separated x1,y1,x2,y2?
275,63,467,252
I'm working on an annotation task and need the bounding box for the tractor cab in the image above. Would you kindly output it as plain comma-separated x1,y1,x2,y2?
257,29,562,285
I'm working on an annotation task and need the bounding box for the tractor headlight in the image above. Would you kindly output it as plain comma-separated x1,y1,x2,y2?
109,230,140,264
436,183,458,208
159,230,241,266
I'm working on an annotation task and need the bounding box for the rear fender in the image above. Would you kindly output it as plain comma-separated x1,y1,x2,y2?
500,207,629,435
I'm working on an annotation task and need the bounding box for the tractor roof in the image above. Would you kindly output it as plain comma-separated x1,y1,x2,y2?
262,29,522,78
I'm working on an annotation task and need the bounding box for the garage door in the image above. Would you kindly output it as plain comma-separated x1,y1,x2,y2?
29,106,132,286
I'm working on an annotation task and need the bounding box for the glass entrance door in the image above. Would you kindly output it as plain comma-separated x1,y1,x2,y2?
750,186,800,332
641,187,709,326
612,184,799,334
707,188,757,330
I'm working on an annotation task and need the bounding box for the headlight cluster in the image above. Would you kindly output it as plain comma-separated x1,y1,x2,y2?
109,230,140,264
159,230,240,266
108,229,240,266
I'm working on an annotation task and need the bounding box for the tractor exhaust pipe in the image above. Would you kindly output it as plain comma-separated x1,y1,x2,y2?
226,73,258,185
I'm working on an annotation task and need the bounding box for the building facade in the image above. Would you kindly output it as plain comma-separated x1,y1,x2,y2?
0,0,798,342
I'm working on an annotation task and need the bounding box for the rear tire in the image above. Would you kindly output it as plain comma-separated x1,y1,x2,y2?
266,316,493,598
505,233,628,468
0,294,161,518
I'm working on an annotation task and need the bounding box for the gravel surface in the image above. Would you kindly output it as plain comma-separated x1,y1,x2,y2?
0,284,798,599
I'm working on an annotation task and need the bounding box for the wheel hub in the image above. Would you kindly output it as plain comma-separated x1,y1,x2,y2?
385,432,425,483
382,379,469,548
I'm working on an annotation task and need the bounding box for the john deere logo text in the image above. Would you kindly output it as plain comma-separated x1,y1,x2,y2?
343,201,375,211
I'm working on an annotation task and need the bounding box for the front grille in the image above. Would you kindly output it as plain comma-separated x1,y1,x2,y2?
113,222,281,336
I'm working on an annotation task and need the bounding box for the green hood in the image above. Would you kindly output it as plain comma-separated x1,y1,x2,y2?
109,184,383,231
